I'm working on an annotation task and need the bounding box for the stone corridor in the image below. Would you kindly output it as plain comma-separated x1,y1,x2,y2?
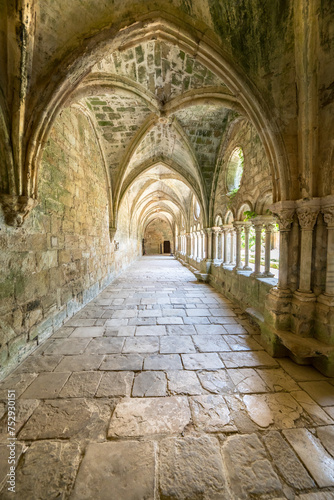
0,256,333,499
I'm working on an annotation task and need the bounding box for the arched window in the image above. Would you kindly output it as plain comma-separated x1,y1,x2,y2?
226,147,244,193
194,198,201,220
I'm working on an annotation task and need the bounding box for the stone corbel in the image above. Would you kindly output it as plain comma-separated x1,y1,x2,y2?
0,194,38,227
109,226,117,242
269,201,296,231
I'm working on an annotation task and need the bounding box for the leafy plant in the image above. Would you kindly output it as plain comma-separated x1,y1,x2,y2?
243,210,257,220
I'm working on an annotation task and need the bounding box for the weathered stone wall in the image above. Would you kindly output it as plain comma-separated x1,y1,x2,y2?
144,219,174,255
212,118,272,222
0,107,140,379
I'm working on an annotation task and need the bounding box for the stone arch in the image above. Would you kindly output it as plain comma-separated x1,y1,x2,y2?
236,201,253,221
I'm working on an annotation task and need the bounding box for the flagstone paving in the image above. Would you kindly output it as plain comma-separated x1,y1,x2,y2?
1,256,334,499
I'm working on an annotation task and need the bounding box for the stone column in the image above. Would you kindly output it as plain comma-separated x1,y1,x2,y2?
205,228,213,261
223,226,229,266
322,206,334,297
250,218,263,277
213,228,219,261
262,221,275,278
201,230,206,260
233,222,244,271
186,233,191,259
243,222,252,270
197,232,202,261
218,229,223,260
229,228,235,266
296,204,319,294
272,206,295,291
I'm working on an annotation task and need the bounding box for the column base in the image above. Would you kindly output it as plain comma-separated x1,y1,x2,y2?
317,293,334,307
243,265,252,271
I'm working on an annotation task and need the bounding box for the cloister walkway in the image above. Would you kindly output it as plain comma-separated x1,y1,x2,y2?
0,256,334,499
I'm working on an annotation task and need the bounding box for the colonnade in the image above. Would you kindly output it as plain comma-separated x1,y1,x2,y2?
178,216,277,279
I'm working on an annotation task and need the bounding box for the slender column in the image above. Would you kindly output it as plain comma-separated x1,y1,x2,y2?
233,222,243,271
205,228,213,260
186,233,191,258
229,228,235,265
201,231,206,260
223,227,229,266
243,222,252,270
213,229,218,260
250,218,263,277
296,205,319,293
194,232,198,259
197,232,201,261
322,206,334,296
262,222,275,277
219,229,224,260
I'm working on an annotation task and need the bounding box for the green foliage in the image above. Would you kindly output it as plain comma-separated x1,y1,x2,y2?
243,210,257,220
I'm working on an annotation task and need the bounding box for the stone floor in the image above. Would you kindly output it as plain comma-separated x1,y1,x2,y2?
1,256,334,499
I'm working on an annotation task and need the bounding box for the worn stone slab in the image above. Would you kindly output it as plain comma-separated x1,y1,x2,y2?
224,334,262,350
228,368,269,393
71,441,155,500
162,308,186,316
190,395,237,432
182,353,224,370
291,391,333,425
54,354,103,372
324,406,334,420
122,336,159,353
256,367,300,392
198,370,235,394
167,371,204,395
84,337,124,354
283,428,334,487
243,393,304,428
194,324,226,335
112,309,137,318
298,493,334,500
186,308,210,317
128,317,156,326
19,398,115,440
20,372,69,399
69,326,105,337
108,396,190,437
100,354,143,371
0,373,38,400
220,351,278,368
157,316,183,325
144,354,182,370
105,318,129,327
160,335,196,354
278,358,328,381
104,325,136,337
299,381,334,406
209,308,236,317
51,326,74,338
0,441,81,500
66,318,96,327
316,425,334,457
222,433,282,499
0,399,40,439
43,338,90,355
166,325,196,335
209,317,238,325
159,436,227,499
13,355,63,373
59,371,102,398
264,431,315,489
184,316,210,325
222,324,247,334
96,371,134,397
135,325,166,336
132,371,167,397
192,335,230,352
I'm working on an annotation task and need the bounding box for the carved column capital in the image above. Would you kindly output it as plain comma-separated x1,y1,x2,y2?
296,207,319,230
322,206,334,227
109,226,117,240
0,194,38,227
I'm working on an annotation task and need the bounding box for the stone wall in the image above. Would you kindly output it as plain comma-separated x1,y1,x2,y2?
144,219,174,255
0,107,140,379
212,118,272,222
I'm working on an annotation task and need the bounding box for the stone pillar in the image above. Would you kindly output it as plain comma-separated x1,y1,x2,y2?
218,230,223,260
296,203,319,294
272,207,295,291
322,206,334,297
262,221,275,278
243,222,252,270
194,232,198,260
223,226,229,266
197,232,202,261
229,228,235,265
250,218,263,277
233,222,243,271
186,233,191,259
205,228,213,261
201,230,206,260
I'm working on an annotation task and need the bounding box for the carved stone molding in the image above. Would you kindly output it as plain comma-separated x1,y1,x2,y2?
0,194,38,227
109,226,117,241
296,207,319,230
273,209,295,231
